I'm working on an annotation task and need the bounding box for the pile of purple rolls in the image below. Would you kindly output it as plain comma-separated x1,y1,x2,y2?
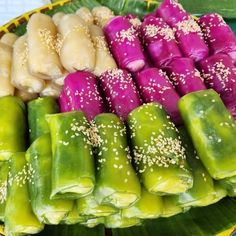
59,0,236,124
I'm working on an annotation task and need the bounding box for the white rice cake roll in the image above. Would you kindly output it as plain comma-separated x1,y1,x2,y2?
40,80,62,97
11,35,45,93
76,7,94,26
15,89,38,102
89,25,117,76
92,6,114,28
0,42,14,96
52,12,66,26
27,13,64,80
58,14,95,72
0,33,18,47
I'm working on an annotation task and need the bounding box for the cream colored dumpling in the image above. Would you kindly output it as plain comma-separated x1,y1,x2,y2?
58,14,95,72
89,25,117,76
0,33,18,47
92,6,114,28
0,42,14,96
53,70,68,86
15,89,38,102
52,12,66,26
40,81,62,97
11,35,45,94
27,13,64,79
76,7,94,26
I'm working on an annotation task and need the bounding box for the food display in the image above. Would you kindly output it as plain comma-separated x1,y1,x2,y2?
0,0,236,235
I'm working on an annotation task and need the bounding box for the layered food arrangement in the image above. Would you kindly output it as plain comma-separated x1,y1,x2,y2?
0,0,236,235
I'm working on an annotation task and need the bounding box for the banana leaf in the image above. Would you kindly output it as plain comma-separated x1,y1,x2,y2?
113,198,236,236
37,224,105,236
11,0,236,36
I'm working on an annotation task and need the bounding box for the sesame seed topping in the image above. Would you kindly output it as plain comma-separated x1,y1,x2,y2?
144,24,175,41
175,19,202,37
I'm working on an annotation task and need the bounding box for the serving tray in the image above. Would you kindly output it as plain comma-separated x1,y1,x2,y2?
0,1,236,235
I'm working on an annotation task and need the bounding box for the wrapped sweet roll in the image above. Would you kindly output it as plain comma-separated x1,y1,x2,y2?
156,0,209,61
198,54,236,107
0,161,8,221
0,33,18,47
179,89,236,180
105,212,141,228
162,196,184,217
135,68,181,124
28,97,59,143
122,187,163,219
213,182,227,202
81,217,105,228
58,14,95,72
77,193,118,217
40,81,62,97
5,152,44,235
60,71,104,120
156,0,189,26
52,12,65,26
104,16,145,72
53,70,68,86
128,103,193,195
141,16,182,68
94,113,141,209
47,111,95,199
168,127,218,208
0,42,14,97
174,18,209,62
164,57,206,96
92,6,114,28
89,25,117,76
61,203,85,225
0,96,26,160
76,7,94,25
59,90,70,113
27,13,63,79
100,69,141,121
15,89,38,102
125,14,142,36
11,35,45,94
26,134,73,224
219,176,236,197
199,13,236,62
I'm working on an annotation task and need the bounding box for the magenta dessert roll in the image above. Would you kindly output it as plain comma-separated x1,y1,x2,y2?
59,90,70,113
174,18,209,61
100,69,142,121
59,71,104,120
198,53,236,107
164,57,206,96
141,16,182,67
125,14,142,35
104,16,145,72
199,13,236,62
156,0,189,26
156,0,209,61
135,68,181,124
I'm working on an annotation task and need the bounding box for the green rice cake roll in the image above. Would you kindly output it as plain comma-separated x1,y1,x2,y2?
0,96,26,160
94,113,141,209
26,134,73,224
5,152,44,235
128,103,193,195
179,89,236,179
28,97,59,143
47,111,95,199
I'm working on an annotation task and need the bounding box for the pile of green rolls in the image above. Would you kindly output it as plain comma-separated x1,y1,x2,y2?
0,88,236,234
